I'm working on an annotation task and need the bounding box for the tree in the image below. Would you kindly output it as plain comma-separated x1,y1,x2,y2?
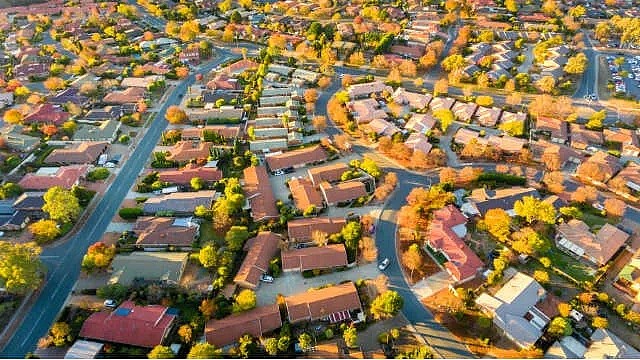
264,338,278,355
187,343,220,359
592,316,608,329
548,317,572,337
343,326,358,348
43,186,81,223
176,67,189,79
558,302,572,317
233,289,257,313
165,106,188,124
348,51,366,66
81,242,116,271
477,73,490,88
0,183,23,200
0,241,43,294
199,245,217,268
586,110,606,130
43,77,66,92
3,109,24,124
481,208,511,242
441,54,467,72
505,0,518,12
419,50,438,70
512,227,548,255
475,95,493,107
604,198,626,217
50,322,71,347
312,115,327,132
312,230,328,247
536,76,556,93
387,67,402,84
370,290,404,320
433,109,454,132
225,226,249,251
298,333,313,351
402,244,423,280
29,219,61,243
359,158,382,178
304,89,318,104
440,167,457,184
200,298,217,319
178,324,193,344
148,345,175,359
572,186,598,203
433,78,448,96
190,177,205,191
533,270,550,284
341,221,362,251
41,124,58,137
399,60,417,77
514,196,556,224
543,171,565,194
564,53,588,74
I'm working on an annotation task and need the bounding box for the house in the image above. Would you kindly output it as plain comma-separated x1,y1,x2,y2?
22,103,70,126
142,191,216,215
180,125,241,140
544,335,587,359
12,192,45,220
610,162,640,194
287,217,347,243
308,163,349,186
282,244,349,272
556,220,629,267
84,105,128,121
487,135,527,153
0,200,29,231
47,87,89,107
133,216,199,251
243,166,279,222
404,133,432,154
120,76,164,88
347,98,388,124
404,113,437,134
64,340,104,359
476,272,552,349
234,231,281,289
253,127,288,139
584,329,640,358
347,81,392,100
531,140,584,169
615,251,640,302
284,282,362,323
220,59,258,76
603,128,640,157
79,301,177,348
536,116,568,144
461,187,539,217
249,138,289,152
454,128,488,146
292,68,320,83
576,151,622,183
205,304,282,347
390,44,425,60
265,146,327,172
188,107,244,122
103,87,146,104
429,97,456,112
570,124,603,150
14,63,48,80
18,165,88,190
45,142,109,165
452,102,478,122
319,181,368,206
72,120,122,142
108,252,189,286
392,88,432,109
475,106,502,127
426,205,483,283
207,73,240,90
157,163,222,186
166,141,213,163
500,111,527,124
179,48,200,65
1,125,39,152
289,177,324,212
366,118,400,137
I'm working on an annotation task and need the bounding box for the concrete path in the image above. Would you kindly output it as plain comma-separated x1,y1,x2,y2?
411,271,453,299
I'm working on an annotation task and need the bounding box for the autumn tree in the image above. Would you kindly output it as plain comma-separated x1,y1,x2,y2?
81,242,116,271
148,345,175,359
0,241,44,294
439,167,457,184
399,60,417,77
548,317,572,337
387,67,402,84
178,324,193,344
304,88,318,104
536,76,556,94
370,290,404,320
29,219,61,243
604,198,626,217
233,289,257,313
50,322,71,347
3,109,24,124
534,269,550,284
43,77,66,92
199,245,217,268
481,208,511,242
312,115,327,132
433,109,454,132
402,243,423,280
512,227,548,255
165,106,188,124
199,298,217,319
43,186,81,223
543,171,565,193
572,186,598,203
312,230,328,247
41,124,58,137
514,196,556,224
592,316,608,329
419,50,438,70
187,343,221,359
433,78,448,96
441,54,467,72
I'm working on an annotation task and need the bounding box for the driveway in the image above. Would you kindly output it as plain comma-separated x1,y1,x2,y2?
411,271,454,299
256,263,380,306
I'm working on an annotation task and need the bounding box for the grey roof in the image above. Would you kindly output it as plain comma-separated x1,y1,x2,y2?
544,336,587,359
13,192,45,210
0,200,14,215
109,252,189,286
142,191,216,214
585,329,640,359
471,188,540,216
65,340,104,359
73,120,121,142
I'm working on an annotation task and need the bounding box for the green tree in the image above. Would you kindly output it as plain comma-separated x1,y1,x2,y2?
343,326,358,348
0,242,43,294
190,177,205,191
97,283,128,301
433,109,454,132
298,333,313,351
586,110,606,130
225,226,250,251
50,322,71,347
277,336,291,352
0,183,23,199
481,208,511,242
29,219,61,243
341,222,362,251
233,289,257,313
358,158,382,178
264,338,278,355
548,317,572,337
199,245,218,268
43,186,81,223
148,345,175,359
441,54,467,72
187,343,221,359
514,196,556,224
370,290,404,320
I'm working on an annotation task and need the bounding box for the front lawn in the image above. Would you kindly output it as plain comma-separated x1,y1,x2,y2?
544,248,595,283
198,220,225,248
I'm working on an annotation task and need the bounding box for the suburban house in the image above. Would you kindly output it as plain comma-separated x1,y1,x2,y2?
366,118,400,137
610,162,640,195
531,140,584,170
142,190,216,215
0,200,29,231
603,128,640,157
404,113,437,134
535,116,568,144
476,272,556,349
18,165,88,190
282,244,349,272
547,329,640,359
569,124,603,150
391,87,432,109
452,102,478,122
180,125,241,140
1,125,39,153
233,231,281,289
284,282,363,324
425,205,483,283
64,340,104,359
319,181,368,206
429,97,456,112
72,120,122,142
615,252,640,303
556,220,629,267
205,304,282,347
79,301,177,348
265,145,327,172
308,163,349,186
347,98,388,124
187,107,244,122
156,163,222,186
12,192,45,221
243,166,279,222
287,217,347,243
289,177,324,212
44,142,109,165
103,87,146,104
475,106,502,127
249,138,288,153
461,187,540,217
404,133,432,154
576,151,622,183
347,81,392,100
166,141,213,163
121,76,164,88
22,103,70,126
108,252,189,286
48,87,89,107
133,216,199,251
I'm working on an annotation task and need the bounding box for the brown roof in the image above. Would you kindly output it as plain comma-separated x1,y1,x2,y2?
133,217,198,247
180,125,241,140
282,244,348,272
103,87,146,104
557,220,629,265
536,116,568,141
265,146,327,171
308,163,349,186
577,151,622,182
284,282,362,323
45,142,109,165
233,231,281,289
319,181,368,205
570,124,603,149
18,165,88,190
157,164,222,185
205,304,282,347
289,178,324,211
287,217,347,242
166,141,213,162
243,166,279,222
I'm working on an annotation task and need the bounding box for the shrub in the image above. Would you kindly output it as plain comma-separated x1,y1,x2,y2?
118,207,143,219
86,168,110,181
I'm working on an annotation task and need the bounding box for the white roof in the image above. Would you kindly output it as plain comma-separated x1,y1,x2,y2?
65,340,104,359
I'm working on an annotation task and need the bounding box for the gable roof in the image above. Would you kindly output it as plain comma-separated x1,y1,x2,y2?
79,301,176,348
577,151,622,182
289,177,324,211
233,231,281,289
557,220,629,265
103,87,146,104
392,88,432,109
308,163,349,186
109,252,189,286
319,181,367,205
156,164,222,185
404,113,437,134
467,187,540,216
536,116,568,141
205,304,282,347
180,125,241,140
142,191,216,214
347,81,392,99
265,146,327,171
166,141,213,162
243,166,279,222
23,103,70,126
45,142,109,165
404,133,432,154
282,244,349,272
284,282,362,323
585,329,640,359
133,216,198,247
18,165,88,190
287,217,347,241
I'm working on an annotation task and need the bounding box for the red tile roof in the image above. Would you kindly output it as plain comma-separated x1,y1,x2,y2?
265,146,328,171
157,164,222,185
103,87,146,104
287,217,347,242
18,165,88,190
205,304,282,347
289,178,324,211
45,142,109,165
243,166,279,222
282,244,348,272
284,282,362,323
308,163,349,186
234,231,281,289
319,181,367,205
133,217,198,248
180,125,241,140
79,301,176,348
166,141,213,162
23,103,70,126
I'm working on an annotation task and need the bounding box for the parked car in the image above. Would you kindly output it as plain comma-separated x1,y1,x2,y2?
260,274,274,283
104,299,117,308
378,258,390,271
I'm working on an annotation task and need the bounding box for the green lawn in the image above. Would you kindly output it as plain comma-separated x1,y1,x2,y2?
425,245,448,265
545,247,595,283
198,220,225,248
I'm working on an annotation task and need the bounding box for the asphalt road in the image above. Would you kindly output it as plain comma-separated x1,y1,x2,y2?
574,30,598,100
0,52,238,358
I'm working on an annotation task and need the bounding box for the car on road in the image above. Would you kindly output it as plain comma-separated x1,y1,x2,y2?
104,299,117,308
260,274,274,283
378,258,390,271
273,170,284,176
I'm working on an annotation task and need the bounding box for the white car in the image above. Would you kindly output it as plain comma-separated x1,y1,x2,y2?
104,299,117,308
273,170,284,176
378,258,390,271
260,274,274,283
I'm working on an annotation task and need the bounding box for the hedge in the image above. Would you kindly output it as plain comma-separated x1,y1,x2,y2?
118,207,143,219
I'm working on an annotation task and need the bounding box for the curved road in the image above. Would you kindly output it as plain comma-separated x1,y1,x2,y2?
0,52,240,358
